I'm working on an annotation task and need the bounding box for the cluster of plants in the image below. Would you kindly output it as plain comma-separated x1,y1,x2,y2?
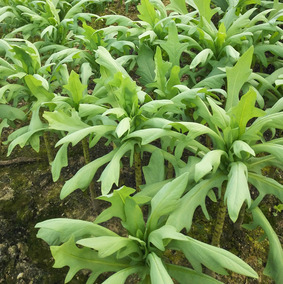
1,0,283,282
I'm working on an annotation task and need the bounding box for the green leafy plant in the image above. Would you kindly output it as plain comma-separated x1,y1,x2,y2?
36,184,258,283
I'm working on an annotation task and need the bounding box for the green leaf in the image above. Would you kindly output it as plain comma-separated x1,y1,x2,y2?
25,75,54,106
60,151,115,199
194,150,227,182
98,141,136,195
109,72,139,117
147,252,174,284
137,0,158,27
103,267,145,284
63,71,87,106
136,44,155,85
35,218,117,246
207,97,230,130
56,125,115,147
51,143,69,182
190,49,213,69
77,235,142,259
252,143,283,162
147,172,190,232
0,119,9,137
228,88,265,135
43,110,89,133
248,173,283,208
51,238,129,283
225,162,251,222
122,197,145,237
0,105,26,121
225,46,254,111
194,0,219,22
167,173,226,231
95,186,136,224
147,46,172,98
243,207,283,283
231,140,255,159
116,117,131,138
148,225,187,251
159,21,189,67
167,264,223,284
170,237,258,278
143,149,165,185
166,0,188,14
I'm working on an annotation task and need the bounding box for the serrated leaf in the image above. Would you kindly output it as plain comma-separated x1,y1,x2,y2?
194,0,219,22
248,173,283,208
0,105,26,121
50,238,129,283
43,110,89,133
228,88,265,135
160,21,189,67
95,186,136,224
167,173,226,231
170,237,258,278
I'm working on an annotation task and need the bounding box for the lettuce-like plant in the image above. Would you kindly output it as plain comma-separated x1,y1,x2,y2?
36,184,258,283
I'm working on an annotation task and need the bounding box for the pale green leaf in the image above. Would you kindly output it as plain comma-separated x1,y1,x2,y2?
60,151,115,199
167,264,223,284
35,218,117,246
51,143,69,182
190,49,213,69
143,149,165,185
51,238,129,283
243,207,283,283
167,173,226,231
147,252,174,284
195,150,227,182
95,186,136,224
248,173,283,208
225,46,254,111
170,237,258,278
225,162,251,222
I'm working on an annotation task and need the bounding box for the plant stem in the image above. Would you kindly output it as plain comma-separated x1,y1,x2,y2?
43,132,53,165
134,150,142,192
166,148,174,179
82,137,96,207
234,203,246,231
211,185,227,247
